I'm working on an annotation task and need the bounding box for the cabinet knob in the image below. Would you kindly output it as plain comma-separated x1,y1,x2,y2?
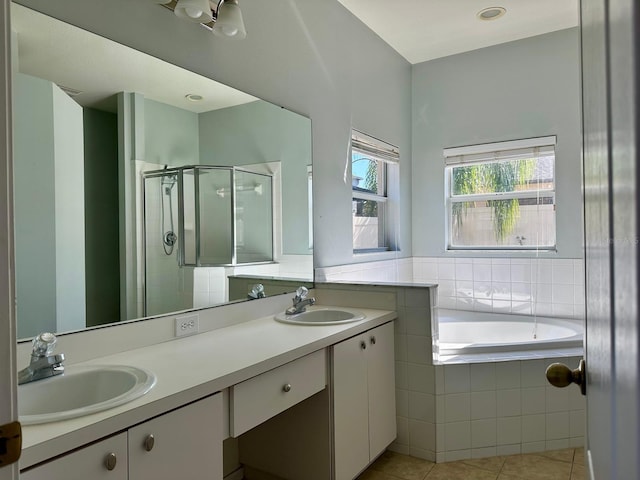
283,383,292,393
104,452,117,471
360,341,367,350
144,434,155,452
370,336,376,345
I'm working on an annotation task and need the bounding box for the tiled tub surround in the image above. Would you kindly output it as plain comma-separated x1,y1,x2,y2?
314,282,585,464
316,256,585,320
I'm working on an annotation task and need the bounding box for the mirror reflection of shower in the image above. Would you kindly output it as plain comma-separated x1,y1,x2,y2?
161,166,178,256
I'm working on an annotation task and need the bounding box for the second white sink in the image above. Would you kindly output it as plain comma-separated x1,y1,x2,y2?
275,307,365,325
19,365,156,425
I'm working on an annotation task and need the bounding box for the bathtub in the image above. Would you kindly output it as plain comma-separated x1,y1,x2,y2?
436,309,584,356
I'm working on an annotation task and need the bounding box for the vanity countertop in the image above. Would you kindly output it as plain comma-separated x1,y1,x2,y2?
20,305,396,469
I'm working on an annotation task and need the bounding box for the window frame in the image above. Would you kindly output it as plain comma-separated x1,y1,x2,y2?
350,130,399,254
444,136,557,252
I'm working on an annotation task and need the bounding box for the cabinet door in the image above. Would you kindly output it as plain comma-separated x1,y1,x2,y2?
333,333,369,480
367,322,396,458
20,432,127,480
128,393,223,480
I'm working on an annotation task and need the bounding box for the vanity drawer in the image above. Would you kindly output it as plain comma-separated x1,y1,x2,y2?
230,349,326,437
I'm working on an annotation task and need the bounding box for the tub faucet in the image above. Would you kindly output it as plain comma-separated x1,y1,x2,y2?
18,332,65,385
285,286,315,315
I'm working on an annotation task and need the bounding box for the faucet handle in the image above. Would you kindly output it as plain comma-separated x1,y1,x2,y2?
31,332,57,357
295,286,309,300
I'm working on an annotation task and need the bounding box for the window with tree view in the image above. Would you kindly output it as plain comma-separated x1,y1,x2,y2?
351,130,399,252
445,138,556,250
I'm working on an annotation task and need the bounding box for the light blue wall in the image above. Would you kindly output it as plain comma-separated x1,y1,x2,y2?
411,28,583,258
14,73,86,338
144,98,199,167
14,73,57,338
198,100,311,255
18,0,413,269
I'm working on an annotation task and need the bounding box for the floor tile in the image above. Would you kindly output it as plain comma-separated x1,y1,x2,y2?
424,462,498,480
461,456,506,473
570,463,586,480
536,448,575,463
501,453,572,480
357,470,405,480
369,451,435,480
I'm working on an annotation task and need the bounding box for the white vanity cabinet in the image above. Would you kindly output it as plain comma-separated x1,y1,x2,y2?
20,432,128,480
333,321,396,480
128,393,223,480
20,394,223,480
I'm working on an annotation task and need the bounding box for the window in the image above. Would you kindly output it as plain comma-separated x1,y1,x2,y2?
445,136,556,250
351,130,399,253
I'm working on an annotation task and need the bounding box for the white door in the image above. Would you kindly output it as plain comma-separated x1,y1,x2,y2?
0,0,18,479
581,0,640,478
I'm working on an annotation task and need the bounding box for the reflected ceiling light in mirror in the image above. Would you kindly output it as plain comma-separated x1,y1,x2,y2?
212,0,247,39
175,0,213,23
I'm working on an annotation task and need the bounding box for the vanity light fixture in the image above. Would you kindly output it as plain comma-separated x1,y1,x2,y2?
153,0,247,39
477,6,506,21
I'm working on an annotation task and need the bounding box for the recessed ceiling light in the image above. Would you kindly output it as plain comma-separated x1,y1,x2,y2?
185,93,204,101
477,7,506,21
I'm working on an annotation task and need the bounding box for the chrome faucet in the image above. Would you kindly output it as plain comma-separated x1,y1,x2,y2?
18,332,65,385
285,286,316,315
248,283,266,300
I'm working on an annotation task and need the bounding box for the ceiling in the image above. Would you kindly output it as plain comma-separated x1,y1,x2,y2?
336,0,580,64
12,3,257,113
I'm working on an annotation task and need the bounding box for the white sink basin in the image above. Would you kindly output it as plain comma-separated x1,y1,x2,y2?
275,307,366,325
19,365,156,425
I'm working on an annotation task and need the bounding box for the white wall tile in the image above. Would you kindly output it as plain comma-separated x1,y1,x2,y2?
455,263,473,281
546,439,570,450
491,282,511,300
552,303,574,318
445,450,472,462
404,288,431,308
552,262,574,285
521,359,547,387
521,441,546,454
444,364,470,393
409,392,435,423
496,362,521,389
407,363,435,394
407,335,431,364
470,363,496,391
570,410,585,438
396,362,408,390
395,334,408,362
497,417,521,445
497,444,521,456
473,264,492,283
545,412,570,440
444,393,470,422
396,389,409,417
497,389,522,417
545,385,570,413
552,284,574,304
471,419,497,448
438,262,456,280
444,421,471,451
471,391,497,420
396,416,410,446
511,263,531,283
533,283,553,303
405,307,431,336
521,387,546,415
522,414,546,442
472,447,497,459
409,420,436,451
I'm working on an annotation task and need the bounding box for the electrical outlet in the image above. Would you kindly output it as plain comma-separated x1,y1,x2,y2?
175,314,199,337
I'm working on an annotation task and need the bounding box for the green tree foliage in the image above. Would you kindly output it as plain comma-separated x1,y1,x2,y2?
452,159,535,242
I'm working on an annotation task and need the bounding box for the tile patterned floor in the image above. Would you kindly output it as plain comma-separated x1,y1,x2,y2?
357,448,585,480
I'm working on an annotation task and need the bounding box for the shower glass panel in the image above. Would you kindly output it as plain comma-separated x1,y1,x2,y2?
235,170,273,264
197,167,234,265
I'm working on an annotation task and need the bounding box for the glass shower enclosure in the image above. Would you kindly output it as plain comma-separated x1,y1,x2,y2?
142,166,273,316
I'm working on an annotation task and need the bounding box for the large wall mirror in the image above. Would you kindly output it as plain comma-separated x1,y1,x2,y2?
12,3,313,340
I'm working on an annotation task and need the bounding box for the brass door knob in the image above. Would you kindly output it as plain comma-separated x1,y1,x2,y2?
546,359,586,395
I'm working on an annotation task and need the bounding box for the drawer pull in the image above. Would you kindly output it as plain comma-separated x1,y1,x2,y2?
360,341,367,350
105,452,117,471
370,336,376,345
144,434,155,452
283,383,292,393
